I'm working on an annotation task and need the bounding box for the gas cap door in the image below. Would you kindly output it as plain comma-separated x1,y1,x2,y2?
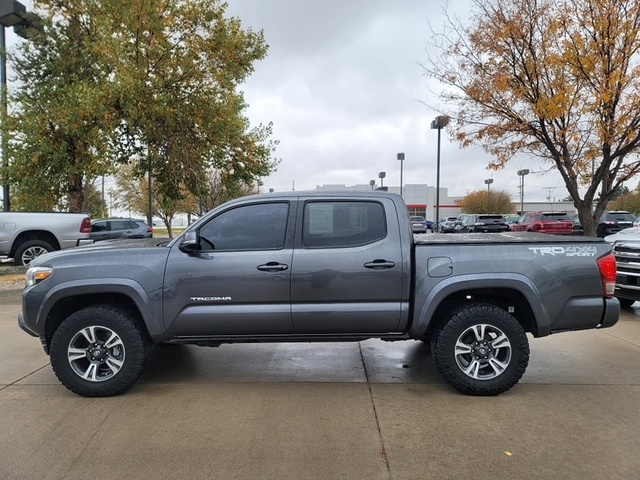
428,256,453,277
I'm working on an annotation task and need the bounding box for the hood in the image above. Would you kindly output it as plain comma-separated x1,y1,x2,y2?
605,227,640,243
29,237,172,268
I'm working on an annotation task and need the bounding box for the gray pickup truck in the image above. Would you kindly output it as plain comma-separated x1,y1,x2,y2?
0,212,92,265
18,191,619,397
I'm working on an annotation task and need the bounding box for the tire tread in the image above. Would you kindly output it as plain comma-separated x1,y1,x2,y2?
50,306,151,397
432,302,530,396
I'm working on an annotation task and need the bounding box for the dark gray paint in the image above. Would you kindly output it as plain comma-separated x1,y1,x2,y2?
18,191,619,351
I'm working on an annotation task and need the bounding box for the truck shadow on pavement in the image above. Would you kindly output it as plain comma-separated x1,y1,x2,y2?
139,340,442,385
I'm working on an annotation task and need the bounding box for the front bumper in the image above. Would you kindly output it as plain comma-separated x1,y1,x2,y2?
18,312,37,337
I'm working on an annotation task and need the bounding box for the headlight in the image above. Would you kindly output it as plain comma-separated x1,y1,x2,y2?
25,266,53,287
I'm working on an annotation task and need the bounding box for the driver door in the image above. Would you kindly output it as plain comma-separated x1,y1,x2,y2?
163,201,296,336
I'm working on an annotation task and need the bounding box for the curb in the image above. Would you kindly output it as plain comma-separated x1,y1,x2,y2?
0,265,27,276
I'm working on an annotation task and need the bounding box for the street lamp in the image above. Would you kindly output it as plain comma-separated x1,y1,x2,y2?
484,178,493,212
397,152,405,198
517,169,530,214
378,171,386,188
369,179,375,190
0,0,44,211
431,115,450,226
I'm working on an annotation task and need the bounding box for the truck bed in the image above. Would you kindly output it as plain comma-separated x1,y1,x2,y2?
415,232,602,244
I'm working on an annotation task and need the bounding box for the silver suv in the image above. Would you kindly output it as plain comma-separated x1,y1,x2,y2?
90,218,153,241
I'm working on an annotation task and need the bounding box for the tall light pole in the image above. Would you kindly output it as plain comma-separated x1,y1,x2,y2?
378,171,386,189
517,169,530,214
369,179,375,190
484,178,493,212
431,115,450,226
0,1,44,211
397,152,405,198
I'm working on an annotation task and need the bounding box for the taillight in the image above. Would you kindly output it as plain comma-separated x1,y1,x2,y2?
80,217,91,234
596,253,616,297
531,222,542,231
148,227,153,232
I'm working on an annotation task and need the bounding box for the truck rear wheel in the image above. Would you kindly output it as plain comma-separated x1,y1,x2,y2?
50,306,152,397
432,303,529,396
14,239,54,266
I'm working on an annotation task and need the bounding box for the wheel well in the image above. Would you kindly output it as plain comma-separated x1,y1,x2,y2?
44,293,147,349
424,287,537,339
10,231,61,256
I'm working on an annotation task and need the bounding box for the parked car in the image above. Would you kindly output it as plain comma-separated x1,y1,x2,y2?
456,214,510,233
90,218,153,242
569,213,583,235
597,211,635,238
634,215,640,227
503,214,521,225
509,212,574,234
436,216,459,233
410,216,430,234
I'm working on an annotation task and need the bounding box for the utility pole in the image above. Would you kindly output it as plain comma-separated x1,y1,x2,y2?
544,186,557,202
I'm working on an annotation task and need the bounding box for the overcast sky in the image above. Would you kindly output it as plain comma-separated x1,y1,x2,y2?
223,0,570,202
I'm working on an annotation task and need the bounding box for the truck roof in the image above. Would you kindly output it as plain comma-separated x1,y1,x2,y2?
224,190,402,205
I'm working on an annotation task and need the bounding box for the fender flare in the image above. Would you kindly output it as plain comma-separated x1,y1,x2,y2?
36,278,165,340
409,273,551,338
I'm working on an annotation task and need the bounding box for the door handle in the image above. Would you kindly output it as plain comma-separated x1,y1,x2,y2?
257,262,289,272
363,260,396,269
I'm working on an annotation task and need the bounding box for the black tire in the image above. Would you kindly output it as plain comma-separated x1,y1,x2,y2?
618,298,635,308
432,302,529,396
50,306,152,397
14,239,55,266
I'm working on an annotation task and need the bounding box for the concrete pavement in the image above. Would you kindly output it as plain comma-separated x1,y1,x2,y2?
1,288,639,480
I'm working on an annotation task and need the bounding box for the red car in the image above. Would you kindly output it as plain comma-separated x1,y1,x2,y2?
510,212,574,234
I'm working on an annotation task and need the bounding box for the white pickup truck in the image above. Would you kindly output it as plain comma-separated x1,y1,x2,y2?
0,212,92,265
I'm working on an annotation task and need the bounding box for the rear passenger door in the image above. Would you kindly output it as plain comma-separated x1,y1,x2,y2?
290,198,405,334
108,220,134,239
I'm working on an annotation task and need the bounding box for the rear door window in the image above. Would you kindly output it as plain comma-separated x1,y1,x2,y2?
303,201,386,248
109,220,130,231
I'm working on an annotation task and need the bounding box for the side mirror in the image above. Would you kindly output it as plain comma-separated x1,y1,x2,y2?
179,230,198,253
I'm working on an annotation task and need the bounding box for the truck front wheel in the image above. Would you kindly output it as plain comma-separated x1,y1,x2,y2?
432,303,530,396
50,306,152,397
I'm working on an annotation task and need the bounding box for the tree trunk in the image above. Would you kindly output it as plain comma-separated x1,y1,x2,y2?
67,174,85,213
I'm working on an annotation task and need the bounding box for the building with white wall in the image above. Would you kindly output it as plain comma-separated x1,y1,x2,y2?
314,183,576,221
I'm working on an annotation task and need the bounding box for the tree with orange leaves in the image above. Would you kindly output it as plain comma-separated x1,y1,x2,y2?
425,0,640,235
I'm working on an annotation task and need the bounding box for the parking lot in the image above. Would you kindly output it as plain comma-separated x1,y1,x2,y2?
1,286,639,480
